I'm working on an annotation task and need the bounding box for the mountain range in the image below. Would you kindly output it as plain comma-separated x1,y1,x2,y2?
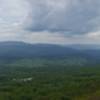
0,41,100,64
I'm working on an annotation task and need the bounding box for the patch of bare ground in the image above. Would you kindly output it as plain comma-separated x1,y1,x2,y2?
88,96,100,100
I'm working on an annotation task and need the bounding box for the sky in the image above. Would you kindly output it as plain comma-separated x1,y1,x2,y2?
0,0,100,45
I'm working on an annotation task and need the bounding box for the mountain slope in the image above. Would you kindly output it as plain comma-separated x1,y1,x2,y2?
0,42,80,59
0,41,100,64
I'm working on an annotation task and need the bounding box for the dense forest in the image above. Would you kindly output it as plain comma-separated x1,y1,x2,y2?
0,59,100,100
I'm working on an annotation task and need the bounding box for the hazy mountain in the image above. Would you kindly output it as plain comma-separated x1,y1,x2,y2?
0,41,79,59
68,44,100,50
0,41,100,64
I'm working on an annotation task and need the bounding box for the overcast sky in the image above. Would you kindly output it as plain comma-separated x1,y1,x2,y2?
0,0,100,44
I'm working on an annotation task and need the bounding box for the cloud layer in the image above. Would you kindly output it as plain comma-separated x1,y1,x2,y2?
0,0,100,44
0,0,29,30
27,0,100,34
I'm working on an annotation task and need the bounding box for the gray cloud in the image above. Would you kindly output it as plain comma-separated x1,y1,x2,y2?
0,0,29,32
0,0,100,44
26,0,100,35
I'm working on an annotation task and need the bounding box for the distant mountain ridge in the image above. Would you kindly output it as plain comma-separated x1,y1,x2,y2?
0,41,79,59
0,41,100,64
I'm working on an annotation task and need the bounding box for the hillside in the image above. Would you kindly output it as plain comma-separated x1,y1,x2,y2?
0,42,99,64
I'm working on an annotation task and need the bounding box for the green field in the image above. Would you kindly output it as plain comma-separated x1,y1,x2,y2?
0,59,100,100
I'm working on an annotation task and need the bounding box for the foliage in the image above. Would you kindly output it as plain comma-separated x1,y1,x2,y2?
0,59,100,100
